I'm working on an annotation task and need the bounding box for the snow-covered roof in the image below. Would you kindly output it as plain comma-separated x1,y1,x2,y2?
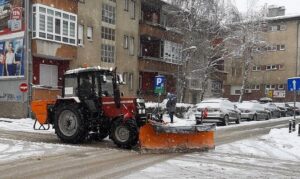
266,14,300,21
65,66,113,75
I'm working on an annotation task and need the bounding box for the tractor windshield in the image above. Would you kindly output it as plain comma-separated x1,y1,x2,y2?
101,75,114,97
64,75,77,97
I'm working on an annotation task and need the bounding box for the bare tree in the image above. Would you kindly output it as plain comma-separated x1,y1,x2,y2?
225,2,267,102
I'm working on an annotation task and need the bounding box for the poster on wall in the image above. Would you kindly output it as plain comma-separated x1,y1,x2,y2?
0,0,24,35
0,37,24,77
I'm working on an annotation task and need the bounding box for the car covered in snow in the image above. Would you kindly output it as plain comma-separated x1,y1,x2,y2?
236,101,270,121
195,99,240,126
261,103,281,118
273,103,293,117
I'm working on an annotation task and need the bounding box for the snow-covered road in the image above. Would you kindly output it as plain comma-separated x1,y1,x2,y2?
0,117,299,178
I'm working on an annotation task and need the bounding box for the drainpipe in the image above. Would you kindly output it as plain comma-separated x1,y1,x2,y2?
25,0,33,118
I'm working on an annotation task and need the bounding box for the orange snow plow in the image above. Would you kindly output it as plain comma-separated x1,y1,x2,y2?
139,121,215,153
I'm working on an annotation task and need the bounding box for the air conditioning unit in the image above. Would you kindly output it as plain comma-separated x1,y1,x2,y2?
245,89,252,93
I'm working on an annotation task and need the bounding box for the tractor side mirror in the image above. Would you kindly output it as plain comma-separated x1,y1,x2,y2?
117,74,126,85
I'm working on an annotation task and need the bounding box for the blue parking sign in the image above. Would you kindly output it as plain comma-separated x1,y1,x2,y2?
154,75,165,94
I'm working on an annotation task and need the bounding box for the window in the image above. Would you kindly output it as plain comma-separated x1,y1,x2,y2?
102,4,116,24
252,66,261,71
87,26,93,40
129,36,134,55
280,24,287,31
129,73,134,90
130,0,136,19
124,35,128,49
101,26,115,41
78,24,83,46
32,4,77,45
234,90,241,95
124,0,129,11
277,44,285,51
266,64,277,70
251,84,260,90
266,84,275,90
101,44,115,63
123,72,128,83
278,64,284,70
40,64,58,87
278,84,284,90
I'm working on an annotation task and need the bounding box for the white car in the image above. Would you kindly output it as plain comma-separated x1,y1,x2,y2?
195,99,240,126
236,101,270,121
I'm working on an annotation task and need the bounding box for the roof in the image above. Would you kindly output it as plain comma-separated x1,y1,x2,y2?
266,14,300,22
64,66,113,75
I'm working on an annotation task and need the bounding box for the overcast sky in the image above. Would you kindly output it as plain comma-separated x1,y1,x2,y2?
233,0,299,15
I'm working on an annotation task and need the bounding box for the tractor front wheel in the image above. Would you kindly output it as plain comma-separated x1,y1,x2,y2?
54,104,87,144
111,119,138,149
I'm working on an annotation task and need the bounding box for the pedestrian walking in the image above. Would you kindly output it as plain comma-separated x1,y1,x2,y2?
166,93,177,123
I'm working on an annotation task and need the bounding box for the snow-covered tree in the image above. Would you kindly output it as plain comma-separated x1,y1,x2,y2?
169,0,233,102
225,2,267,102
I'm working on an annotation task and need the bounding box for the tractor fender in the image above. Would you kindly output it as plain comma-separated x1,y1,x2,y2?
49,98,81,124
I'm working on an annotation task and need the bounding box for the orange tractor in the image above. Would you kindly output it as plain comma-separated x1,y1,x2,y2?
31,67,215,151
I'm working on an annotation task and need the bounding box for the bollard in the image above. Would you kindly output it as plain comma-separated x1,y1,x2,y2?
298,124,300,136
289,120,292,133
292,119,296,132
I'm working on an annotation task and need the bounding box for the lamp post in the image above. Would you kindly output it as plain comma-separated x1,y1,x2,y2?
178,46,197,103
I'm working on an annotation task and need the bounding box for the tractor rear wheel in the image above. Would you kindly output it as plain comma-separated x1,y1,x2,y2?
111,118,138,149
54,104,87,144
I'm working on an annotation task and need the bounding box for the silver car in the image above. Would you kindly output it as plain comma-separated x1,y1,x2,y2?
236,101,270,121
195,99,241,126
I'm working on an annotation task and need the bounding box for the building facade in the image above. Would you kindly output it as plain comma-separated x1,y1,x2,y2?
224,14,300,102
139,0,183,101
76,0,140,96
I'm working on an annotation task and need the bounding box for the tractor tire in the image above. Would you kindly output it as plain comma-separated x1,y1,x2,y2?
111,118,138,149
54,104,87,144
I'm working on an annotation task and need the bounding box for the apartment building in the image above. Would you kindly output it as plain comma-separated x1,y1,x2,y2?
224,12,300,102
76,0,140,96
139,0,183,101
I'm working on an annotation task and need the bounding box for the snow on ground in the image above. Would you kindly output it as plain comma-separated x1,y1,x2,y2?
0,118,54,133
125,127,300,179
0,138,90,164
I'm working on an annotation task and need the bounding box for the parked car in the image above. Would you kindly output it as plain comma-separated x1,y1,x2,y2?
274,103,292,117
195,98,241,126
285,103,300,115
236,101,270,121
261,103,281,118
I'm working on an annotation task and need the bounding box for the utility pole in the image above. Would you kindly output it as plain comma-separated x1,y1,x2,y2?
25,0,32,118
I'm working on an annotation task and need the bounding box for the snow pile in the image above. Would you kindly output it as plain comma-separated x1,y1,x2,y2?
0,118,54,134
161,114,196,126
218,127,300,161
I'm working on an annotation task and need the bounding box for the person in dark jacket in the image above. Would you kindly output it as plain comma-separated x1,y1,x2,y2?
166,93,177,123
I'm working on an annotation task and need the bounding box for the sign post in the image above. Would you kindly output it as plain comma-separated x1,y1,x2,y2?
287,77,300,125
154,75,166,111
19,83,28,117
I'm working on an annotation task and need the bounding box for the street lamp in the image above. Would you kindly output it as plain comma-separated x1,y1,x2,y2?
178,46,197,103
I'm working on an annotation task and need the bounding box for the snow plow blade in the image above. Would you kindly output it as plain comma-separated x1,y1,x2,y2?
139,123,215,153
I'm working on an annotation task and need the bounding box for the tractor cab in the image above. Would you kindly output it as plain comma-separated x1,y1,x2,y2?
63,67,118,100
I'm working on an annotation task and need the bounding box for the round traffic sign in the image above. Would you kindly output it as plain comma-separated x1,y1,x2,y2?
19,83,28,93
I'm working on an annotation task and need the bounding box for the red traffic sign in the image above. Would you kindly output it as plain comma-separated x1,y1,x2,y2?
19,83,28,93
